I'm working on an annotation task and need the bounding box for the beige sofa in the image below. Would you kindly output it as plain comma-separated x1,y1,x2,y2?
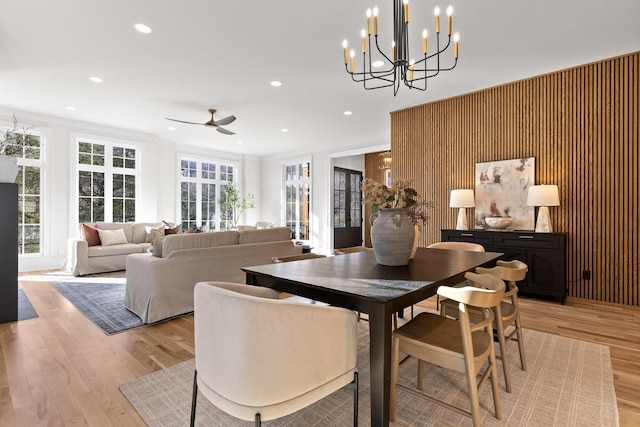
65,222,163,276
124,227,302,323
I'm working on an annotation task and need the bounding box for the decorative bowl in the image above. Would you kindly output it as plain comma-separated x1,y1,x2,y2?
484,217,513,229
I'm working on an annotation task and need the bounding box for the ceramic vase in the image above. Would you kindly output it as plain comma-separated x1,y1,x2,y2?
370,209,415,266
0,156,18,183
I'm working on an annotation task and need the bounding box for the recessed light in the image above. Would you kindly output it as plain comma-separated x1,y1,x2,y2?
372,60,385,68
168,126,176,131
65,106,77,111
134,23,152,34
344,111,353,116
89,76,103,83
270,81,282,87
281,128,288,133
236,140,243,144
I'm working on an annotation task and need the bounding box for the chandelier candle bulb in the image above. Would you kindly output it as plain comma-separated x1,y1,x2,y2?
409,60,414,80
361,29,367,53
453,33,459,58
403,0,409,23
373,6,379,35
422,29,428,54
367,9,372,34
392,41,396,61
434,7,440,32
343,40,348,64
350,50,355,72
447,5,453,35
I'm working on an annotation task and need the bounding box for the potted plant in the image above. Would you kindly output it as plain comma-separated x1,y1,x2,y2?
219,184,256,230
0,114,34,183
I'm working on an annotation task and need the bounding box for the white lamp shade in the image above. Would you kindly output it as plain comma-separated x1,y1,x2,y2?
449,189,475,208
526,185,560,207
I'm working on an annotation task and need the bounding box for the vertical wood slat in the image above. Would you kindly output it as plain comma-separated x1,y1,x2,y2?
390,51,640,306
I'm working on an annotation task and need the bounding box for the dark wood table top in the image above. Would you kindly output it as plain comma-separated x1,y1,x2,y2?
243,248,503,309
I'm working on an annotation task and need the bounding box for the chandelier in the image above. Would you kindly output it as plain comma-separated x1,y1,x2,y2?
378,151,392,169
342,1,459,95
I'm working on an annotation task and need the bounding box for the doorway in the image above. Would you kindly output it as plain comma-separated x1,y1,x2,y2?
333,167,363,249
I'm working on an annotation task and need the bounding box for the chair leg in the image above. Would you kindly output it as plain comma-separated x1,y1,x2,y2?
417,360,425,390
353,372,359,427
190,370,198,427
514,316,527,371
488,341,503,421
255,413,261,426
494,316,512,393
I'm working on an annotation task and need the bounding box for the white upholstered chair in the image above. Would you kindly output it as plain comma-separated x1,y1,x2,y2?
441,259,529,393
190,281,359,427
390,273,506,427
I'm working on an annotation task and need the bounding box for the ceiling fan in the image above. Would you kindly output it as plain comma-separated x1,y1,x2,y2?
165,109,236,135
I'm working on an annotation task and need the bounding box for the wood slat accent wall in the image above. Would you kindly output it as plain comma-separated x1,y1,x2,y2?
391,52,639,306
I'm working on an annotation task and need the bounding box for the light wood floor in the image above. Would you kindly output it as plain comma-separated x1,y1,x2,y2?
1,273,639,426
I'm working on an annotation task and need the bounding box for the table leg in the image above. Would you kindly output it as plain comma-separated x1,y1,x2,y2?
368,302,393,427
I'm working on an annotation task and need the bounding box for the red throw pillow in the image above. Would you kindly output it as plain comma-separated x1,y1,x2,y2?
82,223,101,246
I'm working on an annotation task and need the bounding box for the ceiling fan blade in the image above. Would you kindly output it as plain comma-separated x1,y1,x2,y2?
216,127,235,135
165,118,205,125
213,115,236,126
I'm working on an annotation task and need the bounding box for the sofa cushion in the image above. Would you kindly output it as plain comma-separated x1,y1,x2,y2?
93,223,134,243
150,229,165,257
143,224,165,243
87,242,144,257
82,223,101,246
98,228,128,246
162,231,239,258
238,227,292,244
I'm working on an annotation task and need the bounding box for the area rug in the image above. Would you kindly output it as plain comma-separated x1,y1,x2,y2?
120,322,619,426
18,289,38,321
50,278,145,335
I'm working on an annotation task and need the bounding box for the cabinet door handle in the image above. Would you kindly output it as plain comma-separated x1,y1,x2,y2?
461,233,474,237
518,235,534,239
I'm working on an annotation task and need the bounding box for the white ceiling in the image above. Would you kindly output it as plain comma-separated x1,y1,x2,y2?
1,0,639,157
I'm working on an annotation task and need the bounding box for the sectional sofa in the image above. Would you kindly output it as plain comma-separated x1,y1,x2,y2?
124,227,302,323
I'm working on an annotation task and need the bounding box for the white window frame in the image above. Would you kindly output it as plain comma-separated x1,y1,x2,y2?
282,157,312,242
1,119,50,257
71,132,141,226
177,154,239,231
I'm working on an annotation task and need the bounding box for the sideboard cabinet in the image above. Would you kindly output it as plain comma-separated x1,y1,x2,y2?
441,229,566,303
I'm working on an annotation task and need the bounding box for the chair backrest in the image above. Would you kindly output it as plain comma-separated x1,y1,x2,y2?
427,241,485,252
334,246,372,255
437,272,505,309
272,253,326,263
193,281,357,421
476,259,528,289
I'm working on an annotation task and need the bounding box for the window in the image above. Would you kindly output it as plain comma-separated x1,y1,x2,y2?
76,137,139,223
2,122,44,255
284,159,311,241
179,157,237,231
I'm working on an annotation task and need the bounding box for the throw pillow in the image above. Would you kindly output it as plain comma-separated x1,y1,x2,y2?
164,223,182,235
81,223,101,246
97,228,128,246
145,225,165,243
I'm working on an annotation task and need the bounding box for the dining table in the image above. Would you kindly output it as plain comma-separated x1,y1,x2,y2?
242,247,503,427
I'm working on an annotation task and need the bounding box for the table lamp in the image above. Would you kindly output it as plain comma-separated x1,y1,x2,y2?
449,189,475,230
526,185,560,232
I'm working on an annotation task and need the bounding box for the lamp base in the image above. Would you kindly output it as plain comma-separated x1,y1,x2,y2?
535,206,553,232
455,207,469,230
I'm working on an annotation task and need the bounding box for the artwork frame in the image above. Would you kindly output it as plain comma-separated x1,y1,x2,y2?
474,157,535,230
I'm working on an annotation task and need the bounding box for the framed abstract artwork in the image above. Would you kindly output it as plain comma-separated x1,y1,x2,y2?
474,157,535,230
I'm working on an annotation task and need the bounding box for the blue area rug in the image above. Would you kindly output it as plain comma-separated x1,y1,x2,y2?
18,289,38,321
50,280,144,335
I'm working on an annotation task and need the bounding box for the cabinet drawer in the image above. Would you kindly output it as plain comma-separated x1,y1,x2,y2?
495,233,563,250
441,230,495,247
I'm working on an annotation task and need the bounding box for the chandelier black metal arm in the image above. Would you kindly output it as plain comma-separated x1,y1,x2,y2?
342,1,460,95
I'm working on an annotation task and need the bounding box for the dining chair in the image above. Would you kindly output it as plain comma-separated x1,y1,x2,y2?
390,272,506,427
191,281,359,427
427,241,485,309
334,245,372,255
441,259,529,393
